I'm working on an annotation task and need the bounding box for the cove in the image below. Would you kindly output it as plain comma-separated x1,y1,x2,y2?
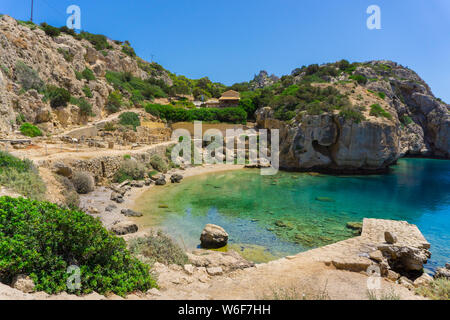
134,158,450,271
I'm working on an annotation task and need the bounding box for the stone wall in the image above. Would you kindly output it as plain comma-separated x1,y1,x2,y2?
43,143,173,181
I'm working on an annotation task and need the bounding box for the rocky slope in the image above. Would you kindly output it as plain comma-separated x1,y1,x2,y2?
256,61,449,172
0,15,171,135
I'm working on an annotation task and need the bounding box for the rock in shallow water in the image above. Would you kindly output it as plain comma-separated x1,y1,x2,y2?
120,209,143,217
170,174,183,183
200,224,229,249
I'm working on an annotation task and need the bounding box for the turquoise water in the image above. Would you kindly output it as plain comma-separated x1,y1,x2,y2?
136,158,450,270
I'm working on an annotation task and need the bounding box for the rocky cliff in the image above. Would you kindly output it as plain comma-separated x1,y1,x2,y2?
256,61,449,172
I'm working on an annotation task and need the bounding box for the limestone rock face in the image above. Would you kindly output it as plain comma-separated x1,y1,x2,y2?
256,61,449,172
0,15,172,135
377,244,431,272
257,109,400,172
200,224,229,249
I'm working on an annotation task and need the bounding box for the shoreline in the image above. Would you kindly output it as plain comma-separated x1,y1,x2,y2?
123,164,246,212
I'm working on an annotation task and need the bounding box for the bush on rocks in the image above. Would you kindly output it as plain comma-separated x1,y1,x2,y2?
113,159,146,183
55,175,80,208
20,123,42,137
0,196,156,295
150,155,168,173
0,151,46,200
15,61,45,92
45,85,71,109
72,171,95,194
130,230,189,266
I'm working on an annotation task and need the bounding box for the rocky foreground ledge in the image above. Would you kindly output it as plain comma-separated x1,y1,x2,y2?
1,218,441,300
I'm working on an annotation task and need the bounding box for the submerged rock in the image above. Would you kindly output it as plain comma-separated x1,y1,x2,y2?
315,197,335,202
120,209,143,217
346,222,363,234
155,176,167,186
200,224,229,249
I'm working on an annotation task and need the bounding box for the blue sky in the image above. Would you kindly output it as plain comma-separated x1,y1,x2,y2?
1,0,449,102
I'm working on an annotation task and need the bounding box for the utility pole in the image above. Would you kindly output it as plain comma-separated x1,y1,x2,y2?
31,0,34,22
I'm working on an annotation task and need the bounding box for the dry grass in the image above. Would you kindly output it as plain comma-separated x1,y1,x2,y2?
416,278,450,300
259,281,330,300
367,289,401,300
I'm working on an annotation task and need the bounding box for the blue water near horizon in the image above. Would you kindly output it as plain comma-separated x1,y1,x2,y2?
138,158,450,271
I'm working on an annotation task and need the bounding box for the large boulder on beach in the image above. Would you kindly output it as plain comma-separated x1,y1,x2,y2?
155,177,166,186
200,224,229,249
170,174,183,183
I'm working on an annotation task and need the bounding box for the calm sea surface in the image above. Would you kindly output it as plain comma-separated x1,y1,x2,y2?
135,158,450,270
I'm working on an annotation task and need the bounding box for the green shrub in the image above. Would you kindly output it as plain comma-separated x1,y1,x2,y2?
369,104,392,119
103,122,116,131
20,122,42,137
150,155,168,173
40,22,61,37
78,32,111,51
144,104,247,124
339,106,366,123
377,92,386,100
129,230,189,266
78,98,93,116
400,115,413,126
59,26,77,37
72,171,95,194
82,85,93,98
349,74,368,85
106,91,122,114
122,44,136,57
82,68,96,81
55,175,80,208
0,196,156,295
131,90,145,105
0,152,46,200
75,70,83,81
119,112,141,130
15,61,45,92
113,159,146,183
45,85,71,109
